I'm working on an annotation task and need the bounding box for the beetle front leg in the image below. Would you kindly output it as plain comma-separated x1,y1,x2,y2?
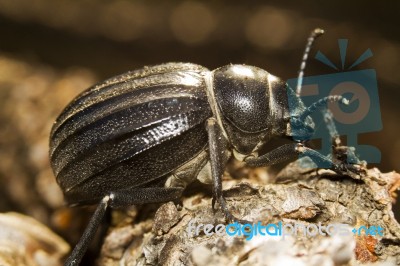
245,143,335,168
206,118,239,221
295,144,362,174
245,142,360,175
245,143,300,167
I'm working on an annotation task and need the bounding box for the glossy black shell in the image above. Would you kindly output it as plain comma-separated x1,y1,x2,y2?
212,64,290,154
213,65,271,133
49,63,212,205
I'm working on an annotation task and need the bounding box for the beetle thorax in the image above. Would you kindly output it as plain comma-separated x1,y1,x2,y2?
207,64,290,157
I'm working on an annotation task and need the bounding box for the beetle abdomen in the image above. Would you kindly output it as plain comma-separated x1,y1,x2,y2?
49,63,212,205
64,123,209,205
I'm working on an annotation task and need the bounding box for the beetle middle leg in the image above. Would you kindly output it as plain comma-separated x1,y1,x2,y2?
207,118,247,222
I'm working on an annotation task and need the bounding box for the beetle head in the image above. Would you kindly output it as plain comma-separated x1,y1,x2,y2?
289,115,315,142
284,86,314,142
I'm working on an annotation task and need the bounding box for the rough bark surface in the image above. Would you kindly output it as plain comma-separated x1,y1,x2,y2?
97,160,400,266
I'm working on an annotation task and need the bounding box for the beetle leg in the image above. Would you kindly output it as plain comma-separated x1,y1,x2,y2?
297,145,362,175
206,118,228,209
207,118,241,222
246,143,336,168
245,143,300,167
65,195,110,266
65,187,183,266
109,187,184,208
245,143,360,175
322,108,364,173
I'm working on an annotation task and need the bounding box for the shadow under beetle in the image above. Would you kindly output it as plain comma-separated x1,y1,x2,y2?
49,29,360,265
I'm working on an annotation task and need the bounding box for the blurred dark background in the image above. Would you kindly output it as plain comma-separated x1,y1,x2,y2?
0,0,399,255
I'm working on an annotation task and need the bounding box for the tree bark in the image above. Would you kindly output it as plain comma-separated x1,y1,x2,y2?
98,160,400,266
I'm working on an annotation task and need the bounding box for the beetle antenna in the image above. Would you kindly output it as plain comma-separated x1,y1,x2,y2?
298,95,349,122
296,28,325,96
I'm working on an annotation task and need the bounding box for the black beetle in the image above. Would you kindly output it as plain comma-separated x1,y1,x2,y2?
49,29,357,265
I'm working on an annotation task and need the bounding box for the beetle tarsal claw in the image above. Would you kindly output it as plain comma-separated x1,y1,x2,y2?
215,196,251,224
332,162,364,178
211,197,217,211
